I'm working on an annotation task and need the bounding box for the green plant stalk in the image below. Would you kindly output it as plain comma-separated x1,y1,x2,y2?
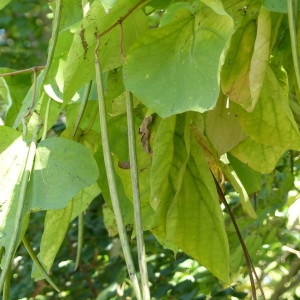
72,81,92,137
41,97,52,141
42,0,63,82
288,0,300,93
74,213,84,271
22,236,60,292
2,265,11,300
0,124,42,293
126,90,150,300
94,38,142,300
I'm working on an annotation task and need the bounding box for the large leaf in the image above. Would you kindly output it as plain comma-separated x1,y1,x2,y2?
26,137,99,210
150,113,229,283
63,0,148,101
123,2,233,118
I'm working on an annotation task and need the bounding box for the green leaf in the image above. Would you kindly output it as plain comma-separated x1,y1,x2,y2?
123,2,233,117
31,182,100,280
150,113,229,282
27,137,99,210
262,0,287,13
227,153,262,194
0,68,32,127
63,0,148,101
100,0,118,11
0,0,11,10
220,154,257,218
31,203,73,281
0,128,28,251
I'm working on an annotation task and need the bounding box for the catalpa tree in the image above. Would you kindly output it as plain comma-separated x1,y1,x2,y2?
0,0,299,299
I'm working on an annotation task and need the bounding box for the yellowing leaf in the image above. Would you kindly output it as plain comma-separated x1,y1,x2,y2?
230,137,284,173
249,6,271,110
150,114,229,282
221,21,256,110
232,64,300,150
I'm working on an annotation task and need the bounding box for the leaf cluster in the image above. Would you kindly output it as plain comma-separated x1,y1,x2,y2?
0,0,300,299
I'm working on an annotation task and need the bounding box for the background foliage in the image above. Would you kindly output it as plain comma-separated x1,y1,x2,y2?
0,0,300,299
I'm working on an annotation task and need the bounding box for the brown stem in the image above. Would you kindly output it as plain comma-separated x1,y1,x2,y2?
96,0,150,39
211,171,266,300
269,256,300,300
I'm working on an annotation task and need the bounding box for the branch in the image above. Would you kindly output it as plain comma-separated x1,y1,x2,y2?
269,256,300,300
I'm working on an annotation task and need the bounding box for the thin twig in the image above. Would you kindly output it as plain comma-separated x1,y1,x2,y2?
211,171,266,300
96,0,150,39
0,66,44,77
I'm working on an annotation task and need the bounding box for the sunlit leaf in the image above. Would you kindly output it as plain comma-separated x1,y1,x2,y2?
124,2,233,117
0,128,28,252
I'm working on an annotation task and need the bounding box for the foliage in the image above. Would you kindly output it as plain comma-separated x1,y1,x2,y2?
0,0,300,299
0,0,50,69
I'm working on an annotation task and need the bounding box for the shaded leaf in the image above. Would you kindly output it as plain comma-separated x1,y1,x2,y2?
124,2,233,117
205,94,246,154
27,137,99,210
227,153,262,194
